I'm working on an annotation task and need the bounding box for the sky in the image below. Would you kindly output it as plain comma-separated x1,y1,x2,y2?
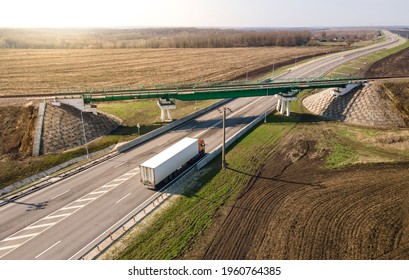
1,0,408,28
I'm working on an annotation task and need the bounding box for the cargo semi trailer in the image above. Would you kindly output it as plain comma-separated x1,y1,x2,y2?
139,137,205,189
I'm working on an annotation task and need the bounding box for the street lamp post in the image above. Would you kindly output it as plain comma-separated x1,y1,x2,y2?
80,110,90,160
264,89,269,123
222,108,226,168
220,107,232,169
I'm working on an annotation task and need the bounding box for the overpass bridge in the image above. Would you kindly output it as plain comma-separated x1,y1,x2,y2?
1,76,405,120
80,77,369,103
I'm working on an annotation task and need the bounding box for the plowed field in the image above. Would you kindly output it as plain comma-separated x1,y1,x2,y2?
201,131,409,260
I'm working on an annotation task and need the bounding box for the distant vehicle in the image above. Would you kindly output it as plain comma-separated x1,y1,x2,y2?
139,137,206,190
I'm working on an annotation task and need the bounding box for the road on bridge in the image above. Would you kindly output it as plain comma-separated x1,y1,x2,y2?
0,30,405,260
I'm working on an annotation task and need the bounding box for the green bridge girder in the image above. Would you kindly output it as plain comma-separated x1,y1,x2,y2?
82,77,368,103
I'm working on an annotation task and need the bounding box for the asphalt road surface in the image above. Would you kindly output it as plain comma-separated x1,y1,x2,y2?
0,30,405,260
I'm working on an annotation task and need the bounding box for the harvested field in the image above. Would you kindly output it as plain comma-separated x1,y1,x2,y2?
0,46,340,95
199,127,409,260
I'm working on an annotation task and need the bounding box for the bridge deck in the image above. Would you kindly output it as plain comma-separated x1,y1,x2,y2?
1,76,407,103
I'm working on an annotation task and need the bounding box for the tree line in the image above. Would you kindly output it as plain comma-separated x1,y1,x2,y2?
0,28,377,49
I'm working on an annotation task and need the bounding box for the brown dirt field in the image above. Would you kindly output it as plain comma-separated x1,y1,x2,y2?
366,47,409,77
364,46,409,125
196,128,409,260
0,46,340,95
0,104,37,160
383,82,409,125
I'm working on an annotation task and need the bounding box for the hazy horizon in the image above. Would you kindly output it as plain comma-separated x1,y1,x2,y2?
2,0,408,29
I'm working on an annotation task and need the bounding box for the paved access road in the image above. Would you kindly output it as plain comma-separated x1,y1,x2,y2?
0,30,405,260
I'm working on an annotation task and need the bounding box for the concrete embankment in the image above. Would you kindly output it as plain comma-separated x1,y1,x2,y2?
303,83,406,128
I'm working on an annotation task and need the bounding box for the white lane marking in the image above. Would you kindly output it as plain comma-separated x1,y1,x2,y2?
35,240,61,259
51,189,70,200
68,187,160,260
0,245,20,251
4,233,38,241
25,223,56,230
75,197,98,202
0,168,141,259
89,190,108,195
112,178,128,181
99,184,117,188
115,193,131,204
114,161,127,168
125,172,139,175
60,205,83,210
42,213,71,220
120,173,136,177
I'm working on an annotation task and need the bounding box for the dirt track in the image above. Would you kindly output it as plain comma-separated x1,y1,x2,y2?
200,129,409,260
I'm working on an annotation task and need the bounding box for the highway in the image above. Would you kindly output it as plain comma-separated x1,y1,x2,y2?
281,30,405,79
0,30,405,260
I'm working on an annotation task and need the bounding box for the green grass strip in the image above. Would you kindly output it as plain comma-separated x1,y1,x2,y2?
325,141,359,169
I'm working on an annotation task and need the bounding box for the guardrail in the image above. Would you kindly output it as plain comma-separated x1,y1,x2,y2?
78,105,275,260
0,149,119,207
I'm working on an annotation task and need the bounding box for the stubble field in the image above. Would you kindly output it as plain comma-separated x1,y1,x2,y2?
0,46,339,95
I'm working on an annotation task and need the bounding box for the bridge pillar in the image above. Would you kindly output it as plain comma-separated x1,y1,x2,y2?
276,97,282,111
157,98,176,122
280,100,286,115
276,93,297,117
286,101,291,117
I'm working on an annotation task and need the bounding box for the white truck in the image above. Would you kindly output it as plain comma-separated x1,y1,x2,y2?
139,137,206,189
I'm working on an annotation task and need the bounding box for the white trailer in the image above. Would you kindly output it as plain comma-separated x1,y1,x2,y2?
139,137,205,189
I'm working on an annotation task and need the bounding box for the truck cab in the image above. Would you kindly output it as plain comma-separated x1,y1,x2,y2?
198,138,206,156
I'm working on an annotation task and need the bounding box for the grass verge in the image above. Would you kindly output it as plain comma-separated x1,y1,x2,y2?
325,142,359,169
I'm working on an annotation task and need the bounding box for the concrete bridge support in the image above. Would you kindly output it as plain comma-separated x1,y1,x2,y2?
276,94,297,116
157,98,176,122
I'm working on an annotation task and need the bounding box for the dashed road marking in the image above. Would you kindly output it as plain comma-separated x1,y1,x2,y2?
0,166,140,259
114,161,127,168
51,189,70,200
35,240,61,259
115,193,131,204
